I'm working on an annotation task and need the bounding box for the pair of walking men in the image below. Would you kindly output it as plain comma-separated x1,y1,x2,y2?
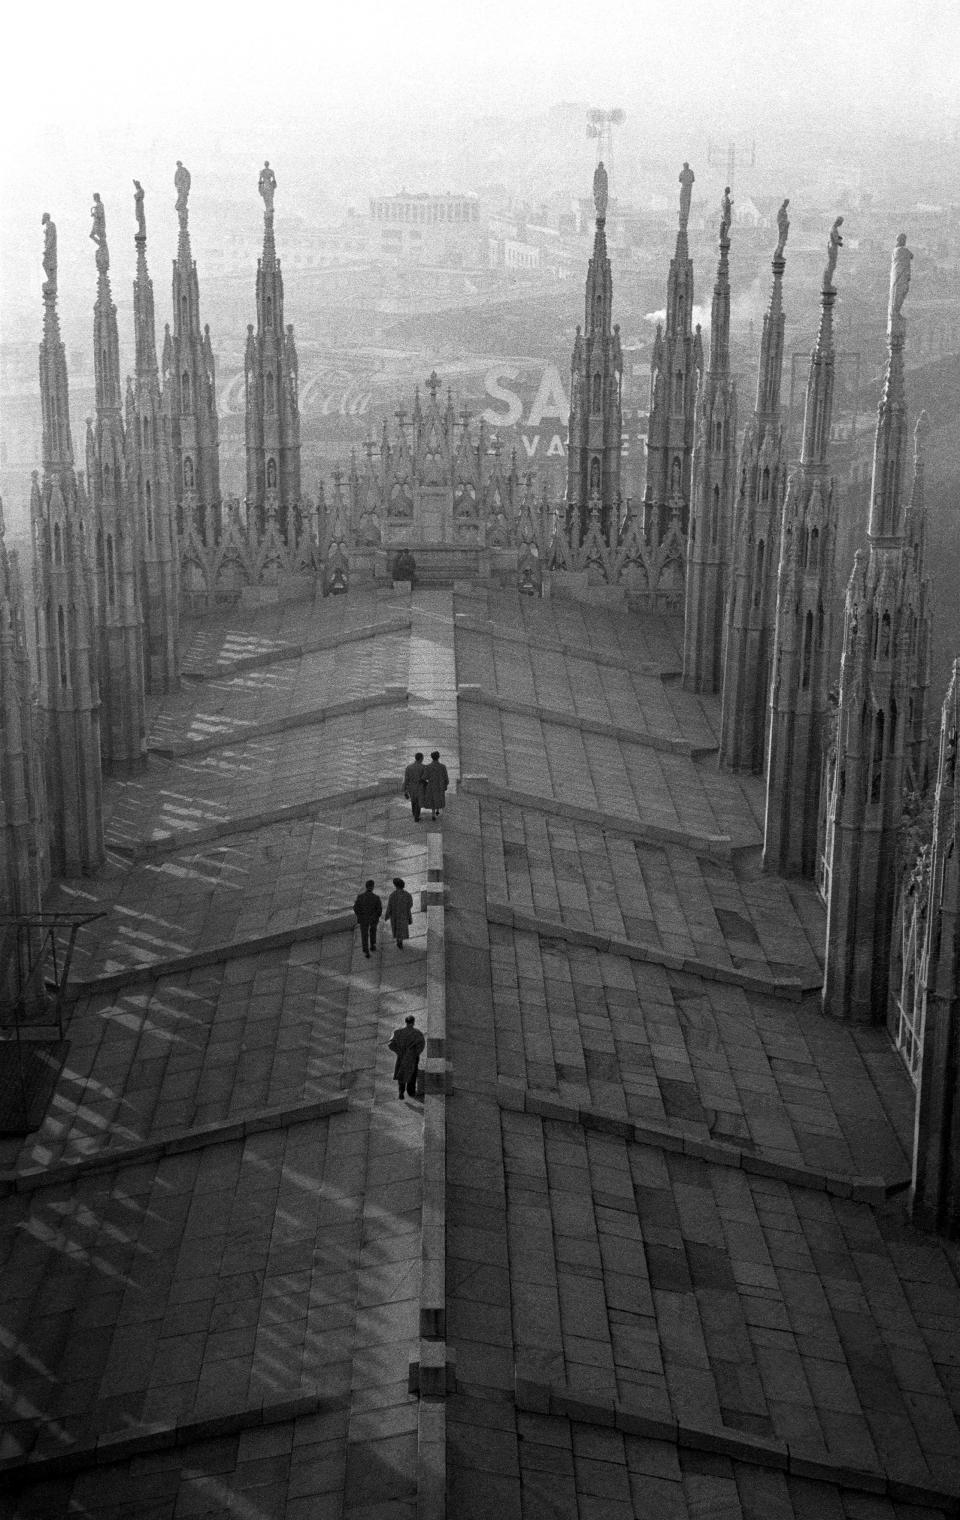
353,877,413,955
403,750,449,822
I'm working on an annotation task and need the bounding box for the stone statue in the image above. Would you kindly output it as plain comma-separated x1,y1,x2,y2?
134,180,146,238
593,160,608,221
775,198,790,259
719,185,732,242
678,162,694,228
90,192,106,246
823,215,844,290
258,160,277,213
889,232,913,333
175,160,191,216
41,212,56,297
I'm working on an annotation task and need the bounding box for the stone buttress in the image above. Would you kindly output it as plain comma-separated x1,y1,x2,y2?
912,663,960,1236
682,188,737,694
763,221,843,878
34,214,104,877
823,237,927,1023
718,206,789,770
87,194,147,771
128,180,180,694
0,497,45,914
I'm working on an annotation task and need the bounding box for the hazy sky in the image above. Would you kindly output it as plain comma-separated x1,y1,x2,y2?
2,0,957,349
6,0,957,145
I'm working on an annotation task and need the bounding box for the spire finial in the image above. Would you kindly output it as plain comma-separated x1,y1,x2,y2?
719,185,732,245
774,198,790,261
175,160,191,227
593,160,608,221
134,179,146,240
90,192,109,276
41,211,57,301
888,232,912,340
258,160,277,215
678,161,694,230
823,216,844,292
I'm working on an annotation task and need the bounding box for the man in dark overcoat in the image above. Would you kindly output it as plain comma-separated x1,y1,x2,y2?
403,752,427,822
353,879,382,957
388,1014,425,1099
385,877,414,947
422,751,449,819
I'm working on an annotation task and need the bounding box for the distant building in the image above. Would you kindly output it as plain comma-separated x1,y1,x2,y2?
367,191,484,267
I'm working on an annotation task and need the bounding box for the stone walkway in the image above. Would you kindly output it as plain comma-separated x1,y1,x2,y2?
441,586,960,1520
0,587,455,1518
1,582,958,1519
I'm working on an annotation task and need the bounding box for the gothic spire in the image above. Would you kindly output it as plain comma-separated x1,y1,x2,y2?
566,160,622,542
259,160,277,266
762,214,844,880
717,199,790,773
681,184,737,694
642,164,702,540
905,408,929,559
245,159,301,541
821,235,920,1024
133,180,158,379
174,159,193,267
39,213,73,476
800,216,843,469
91,194,122,419
868,233,913,542
708,186,732,377
756,199,789,420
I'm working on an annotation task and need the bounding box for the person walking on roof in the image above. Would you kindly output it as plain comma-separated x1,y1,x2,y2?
388,1014,425,1099
422,750,449,820
386,876,414,948
403,752,427,823
353,879,382,958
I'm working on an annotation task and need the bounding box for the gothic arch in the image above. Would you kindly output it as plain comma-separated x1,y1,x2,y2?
870,708,885,803
753,539,765,607
801,609,813,689
57,604,67,687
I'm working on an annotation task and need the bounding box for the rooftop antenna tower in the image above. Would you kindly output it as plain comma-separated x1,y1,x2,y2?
586,108,626,191
707,137,756,193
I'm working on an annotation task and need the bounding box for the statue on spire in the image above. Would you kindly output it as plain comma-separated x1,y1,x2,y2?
90,192,106,246
775,198,790,259
678,161,695,229
719,186,732,243
888,232,913,337
823,215,844,291
41,212,57,299
593,160,608,221
90,192,109,274
258,160,277,214
175,160,191,219
133,180,146,239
